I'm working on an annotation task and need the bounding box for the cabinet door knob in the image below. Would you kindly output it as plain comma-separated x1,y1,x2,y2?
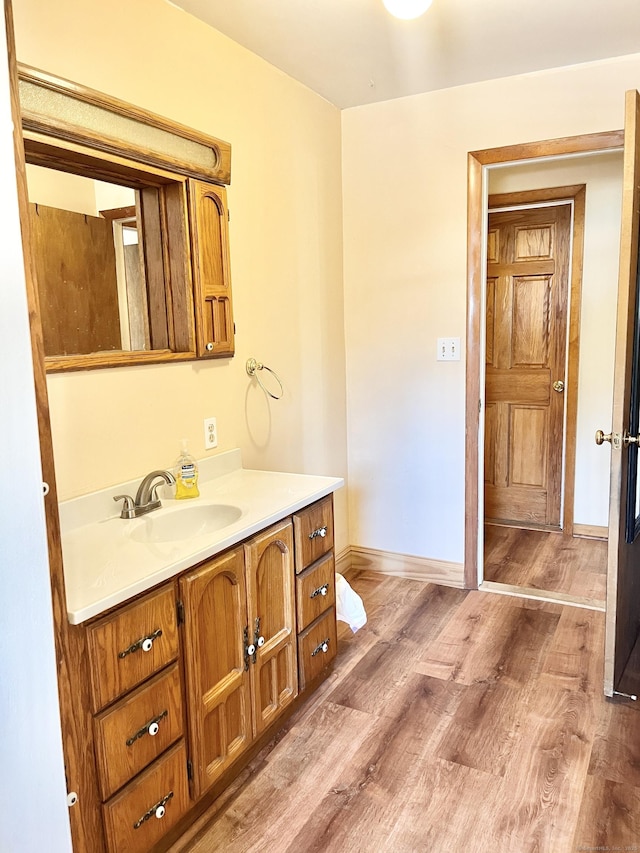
118,629,163,659
133,791,174,829
309,526,327,540
311,583,329,599
257,635,265,647
311,638,331,657
126,710,168,746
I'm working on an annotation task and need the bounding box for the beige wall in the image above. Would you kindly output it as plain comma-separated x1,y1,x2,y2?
13,0,349,551
489,153,624,529
342,55,640,573
15,0,640,575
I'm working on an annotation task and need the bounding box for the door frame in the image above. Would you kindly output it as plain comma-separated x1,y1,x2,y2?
465,131,624,589
486,188,584,535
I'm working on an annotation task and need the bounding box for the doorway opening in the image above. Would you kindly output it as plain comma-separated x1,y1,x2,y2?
465,133,625,608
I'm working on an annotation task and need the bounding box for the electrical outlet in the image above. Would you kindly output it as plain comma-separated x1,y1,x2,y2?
436,337,461,361
204,417,218,450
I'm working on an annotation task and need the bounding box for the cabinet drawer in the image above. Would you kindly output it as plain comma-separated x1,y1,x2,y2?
102,740,190,853
297,607,337,691
293,496,334,573
296,552,336,632
87,584,179,712
94,663,184,800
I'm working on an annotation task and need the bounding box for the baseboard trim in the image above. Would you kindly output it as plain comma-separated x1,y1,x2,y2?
340,545,464,588
335,547,354,578
573,523,608,540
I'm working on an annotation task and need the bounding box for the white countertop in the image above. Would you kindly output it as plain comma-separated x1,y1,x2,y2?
60,449,343,624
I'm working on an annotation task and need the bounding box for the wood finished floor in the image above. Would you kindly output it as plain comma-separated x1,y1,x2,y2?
167,570,640,853
483,524,607,602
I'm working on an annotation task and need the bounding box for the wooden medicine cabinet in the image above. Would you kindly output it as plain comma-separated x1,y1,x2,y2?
19,64,235,371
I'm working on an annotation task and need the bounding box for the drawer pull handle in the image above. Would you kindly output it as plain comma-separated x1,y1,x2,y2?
126,710,168,746
310,584,329,599
133,790,173,829
311,638,330,657
308,526,327,540
118,628,163,659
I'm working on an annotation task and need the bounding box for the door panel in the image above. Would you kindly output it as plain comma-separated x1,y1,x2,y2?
180,547,251,798
510,406,547,487
485,204,571,529
244,520,297,738
604,90,640,696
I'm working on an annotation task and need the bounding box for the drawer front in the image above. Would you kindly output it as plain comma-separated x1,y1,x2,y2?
293,496,334,573
102,740,190,853
94,663,184,800
87,584,179,712
296,552,336,632
297,607,337,691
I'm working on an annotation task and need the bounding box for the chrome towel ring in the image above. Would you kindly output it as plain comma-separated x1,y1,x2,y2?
246,357,284,400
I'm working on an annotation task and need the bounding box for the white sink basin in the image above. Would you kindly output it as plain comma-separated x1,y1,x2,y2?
129,503,242,544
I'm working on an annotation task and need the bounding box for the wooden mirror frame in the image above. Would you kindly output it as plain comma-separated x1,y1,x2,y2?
18,64,232,372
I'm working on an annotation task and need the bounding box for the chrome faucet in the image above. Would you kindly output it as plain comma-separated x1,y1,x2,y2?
114,469,176,519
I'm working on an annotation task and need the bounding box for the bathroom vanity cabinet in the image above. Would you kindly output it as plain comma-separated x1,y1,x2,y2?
79,496,336,853
180,518,297,800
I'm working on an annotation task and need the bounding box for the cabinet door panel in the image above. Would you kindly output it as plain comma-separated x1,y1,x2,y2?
94,663,183,800
180,547,251,799
293,496,334,573
296,552,336,632
102,740,190,853
86,583,178,712
245,520,298,738
298,607,338,691
188,179,234,357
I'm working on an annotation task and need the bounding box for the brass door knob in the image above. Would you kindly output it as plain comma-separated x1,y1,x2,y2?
595,429,612,445
552,380,565,392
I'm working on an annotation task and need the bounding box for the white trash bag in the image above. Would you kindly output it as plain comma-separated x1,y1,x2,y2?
335,573,367,633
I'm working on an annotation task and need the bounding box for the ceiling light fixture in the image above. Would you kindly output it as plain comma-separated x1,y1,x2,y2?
382,0,433,20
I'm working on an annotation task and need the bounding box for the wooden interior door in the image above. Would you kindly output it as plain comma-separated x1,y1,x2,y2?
244,520,297,738
29,203,121,356
180,547,252,798
602,90,640,698
485,204,571,529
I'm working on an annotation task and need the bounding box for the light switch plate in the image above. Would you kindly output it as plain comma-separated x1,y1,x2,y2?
437,337,461,361
204,417,218,449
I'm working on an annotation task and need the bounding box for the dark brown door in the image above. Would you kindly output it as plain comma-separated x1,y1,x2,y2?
485,204,571,529
602,90,640,698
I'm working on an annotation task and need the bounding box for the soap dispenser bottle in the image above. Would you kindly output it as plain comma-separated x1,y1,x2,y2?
174,439,200,499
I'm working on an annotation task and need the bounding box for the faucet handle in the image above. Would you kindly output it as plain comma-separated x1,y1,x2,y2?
114,494,136,519
149,481,168,503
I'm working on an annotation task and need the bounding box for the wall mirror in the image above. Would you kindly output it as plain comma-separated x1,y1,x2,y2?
19,64,234,371
27,165,164,357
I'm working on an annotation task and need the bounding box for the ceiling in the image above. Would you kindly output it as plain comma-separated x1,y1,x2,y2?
171,0,640,109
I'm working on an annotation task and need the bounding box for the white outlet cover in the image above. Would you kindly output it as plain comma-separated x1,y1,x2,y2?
204,417,218,449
